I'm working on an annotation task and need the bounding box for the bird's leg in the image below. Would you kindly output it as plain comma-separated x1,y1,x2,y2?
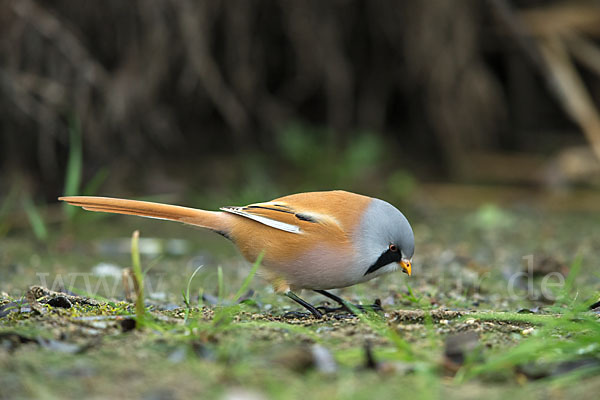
284,291,323,319
314,290,383,315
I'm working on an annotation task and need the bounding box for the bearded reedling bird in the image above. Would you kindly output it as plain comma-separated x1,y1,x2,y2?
59,190,414,318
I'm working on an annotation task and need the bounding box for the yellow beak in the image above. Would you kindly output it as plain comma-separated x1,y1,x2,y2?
400,259,412,276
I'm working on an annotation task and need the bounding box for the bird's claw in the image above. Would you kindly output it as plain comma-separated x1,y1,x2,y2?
315,305,343,314
283,310,313,319
282,309,323,319
317,299,383,315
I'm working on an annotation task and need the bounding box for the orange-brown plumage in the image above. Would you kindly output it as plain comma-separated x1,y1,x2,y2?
60,190,414,317
225,191,372,291
59,196,229,232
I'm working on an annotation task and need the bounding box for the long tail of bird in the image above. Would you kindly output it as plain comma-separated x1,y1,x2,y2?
59,196,229,234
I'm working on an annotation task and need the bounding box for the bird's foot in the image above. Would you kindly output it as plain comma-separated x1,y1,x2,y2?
317,299,383,315
315,305,344,314
283,310,322,320
284,291,323,319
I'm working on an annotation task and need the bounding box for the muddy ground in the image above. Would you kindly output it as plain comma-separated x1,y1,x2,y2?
1,205,599,399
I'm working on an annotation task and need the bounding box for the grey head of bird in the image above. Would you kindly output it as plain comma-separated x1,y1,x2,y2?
353,198,414,280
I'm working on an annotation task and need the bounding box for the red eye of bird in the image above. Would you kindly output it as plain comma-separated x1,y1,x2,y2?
389,244,398,252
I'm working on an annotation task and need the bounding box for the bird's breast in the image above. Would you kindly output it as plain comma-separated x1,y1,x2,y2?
228,216,365,290
272,243,366,290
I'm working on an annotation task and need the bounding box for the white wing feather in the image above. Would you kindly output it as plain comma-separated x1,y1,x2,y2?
219,207,302,234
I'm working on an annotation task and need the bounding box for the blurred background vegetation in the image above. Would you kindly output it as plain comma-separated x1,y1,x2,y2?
2,0,600,210
2,3,600,398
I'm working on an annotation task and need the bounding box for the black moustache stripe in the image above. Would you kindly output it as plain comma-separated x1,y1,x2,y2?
364,248,402,275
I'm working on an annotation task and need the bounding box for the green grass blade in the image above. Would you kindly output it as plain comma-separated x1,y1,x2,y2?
63,117,83,220
131,230,145,323
234,251,264,302
23,197,48,242
217,266,225,304
183,265,205,323
565,253,583,292
82,167,109,196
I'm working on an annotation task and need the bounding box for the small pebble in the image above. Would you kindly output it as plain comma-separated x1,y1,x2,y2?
521,327,535,336
311,344,337,374
92,262,123,279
